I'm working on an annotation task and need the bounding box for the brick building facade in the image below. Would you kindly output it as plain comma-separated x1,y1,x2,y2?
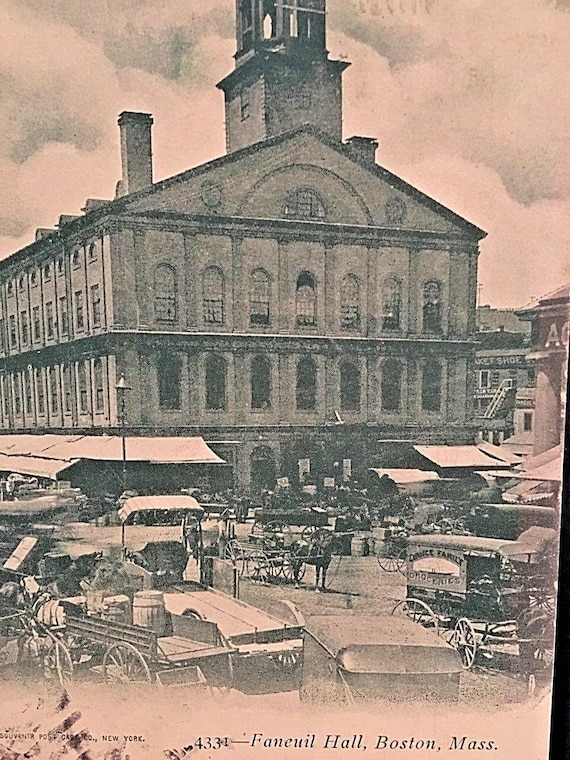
0,0,485,488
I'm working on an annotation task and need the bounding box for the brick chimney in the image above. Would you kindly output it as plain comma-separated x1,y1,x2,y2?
345,136,378,165
116,111,154,197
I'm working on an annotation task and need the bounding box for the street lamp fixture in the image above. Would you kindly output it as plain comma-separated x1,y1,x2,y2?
115,373,131,495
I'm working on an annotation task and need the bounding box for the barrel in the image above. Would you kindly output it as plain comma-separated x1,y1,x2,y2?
132,590,167,635
36,599,66,628
351,535,367,557
102,594,132,625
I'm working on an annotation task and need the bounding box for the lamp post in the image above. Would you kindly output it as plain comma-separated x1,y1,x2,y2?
115,373,131,495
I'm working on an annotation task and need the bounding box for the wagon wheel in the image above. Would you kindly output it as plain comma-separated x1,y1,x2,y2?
279,555,306,584
43,638,74,685
518,611,553,668
377,552,400,572
102,642,152,684
392,598,439,635
396,547,407,575
249,552,274,585
450,618,477,669
225,540,246,576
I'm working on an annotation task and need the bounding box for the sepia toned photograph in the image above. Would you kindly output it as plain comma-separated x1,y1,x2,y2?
0,1,567,757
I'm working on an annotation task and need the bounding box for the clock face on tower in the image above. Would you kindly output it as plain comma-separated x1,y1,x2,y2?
201,181,223,211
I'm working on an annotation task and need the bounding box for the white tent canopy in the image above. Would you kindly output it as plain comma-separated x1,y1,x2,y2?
0,434,225,480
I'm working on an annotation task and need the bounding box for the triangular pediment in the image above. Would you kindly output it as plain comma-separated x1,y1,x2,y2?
117,126,484,240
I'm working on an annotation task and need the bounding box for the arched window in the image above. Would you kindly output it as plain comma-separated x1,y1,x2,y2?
296,271,317,326
78,362,89,414
158,352,182,410
340,360,361,412
381,359,402,412
296,355,317,410
382,278,402,331
155,264,177,323
203,267,224,324
422,360,442,412
250,269,270,326
284,189,326,220
340,275,360,329
94,358,104,413
423,280,442,334
251,354,271,409
205,354,227,410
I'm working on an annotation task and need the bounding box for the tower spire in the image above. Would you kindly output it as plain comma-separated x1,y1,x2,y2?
218,0,349,153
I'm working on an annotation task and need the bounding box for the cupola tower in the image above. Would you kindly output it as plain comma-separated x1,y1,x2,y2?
217,0,349,153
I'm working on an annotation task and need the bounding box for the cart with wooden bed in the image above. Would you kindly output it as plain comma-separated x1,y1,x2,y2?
391,528,557,672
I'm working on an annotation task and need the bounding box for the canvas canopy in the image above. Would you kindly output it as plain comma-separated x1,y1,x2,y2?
118,495,204,522
307,616,461,675
370,469,439,484
414,445,505,469
0,453,78,480
0,434,225,466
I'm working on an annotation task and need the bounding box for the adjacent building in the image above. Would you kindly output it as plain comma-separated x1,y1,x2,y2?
473,307,534,450
0,0,485,488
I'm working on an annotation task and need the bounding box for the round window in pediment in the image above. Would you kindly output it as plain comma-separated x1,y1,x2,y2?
385,196,407,225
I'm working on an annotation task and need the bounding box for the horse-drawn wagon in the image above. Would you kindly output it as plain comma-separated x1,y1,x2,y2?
392,527,557,672
224,507,331,585
43,586,304,692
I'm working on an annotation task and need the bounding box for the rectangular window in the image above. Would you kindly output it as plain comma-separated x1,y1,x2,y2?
240,89,250,121
24,371,33,415
2,378,9,419
63,365,73,413
523,412,533,432
13,375,22,415
479,370,491,389
46,302,55,339
75,291,84,331
49,367,59,414
32,306,41,342
90,285,101,327
37,369,45,415
9,315,17,348
158,353,182,410
20,311,29,345
59,296,68,336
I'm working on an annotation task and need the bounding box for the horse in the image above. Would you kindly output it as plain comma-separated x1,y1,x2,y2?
289,531,339,592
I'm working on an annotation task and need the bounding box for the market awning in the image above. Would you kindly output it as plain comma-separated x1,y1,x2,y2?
0,453,78,480
476,442,522,466
370,469,439,484
414,445,506,469
0,434,225,465
118,495,204,522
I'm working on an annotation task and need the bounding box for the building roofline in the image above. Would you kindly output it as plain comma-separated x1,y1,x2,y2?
0,124,486,270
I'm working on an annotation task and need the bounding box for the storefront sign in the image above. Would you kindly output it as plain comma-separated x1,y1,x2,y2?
408,547,467,593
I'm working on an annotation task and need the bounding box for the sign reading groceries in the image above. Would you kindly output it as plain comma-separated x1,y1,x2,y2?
408,547,467,593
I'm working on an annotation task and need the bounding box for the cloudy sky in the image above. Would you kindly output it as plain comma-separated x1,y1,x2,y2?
0,0,568,307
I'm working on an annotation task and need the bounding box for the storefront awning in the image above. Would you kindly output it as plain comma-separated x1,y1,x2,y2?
370,469,440,484
0,435,225,466
414,445,506,469
476,441,522,466
0,453,78,480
